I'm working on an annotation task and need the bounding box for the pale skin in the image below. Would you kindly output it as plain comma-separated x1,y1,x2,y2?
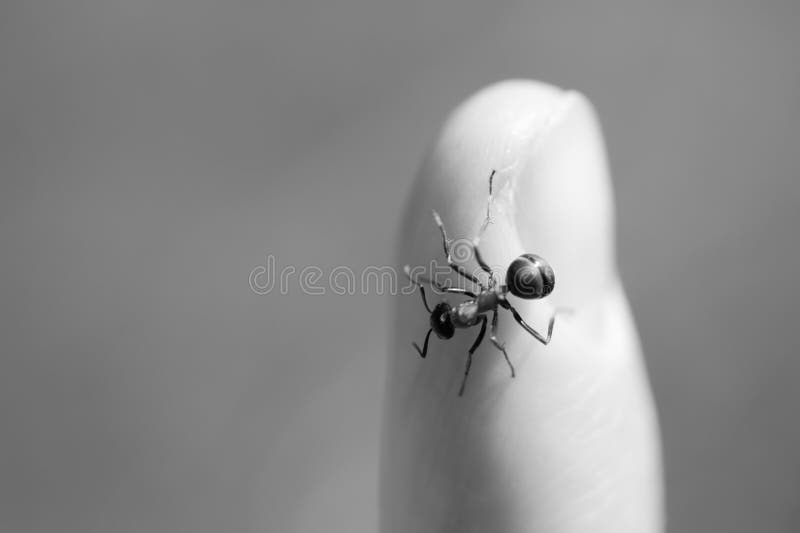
381,80,664,532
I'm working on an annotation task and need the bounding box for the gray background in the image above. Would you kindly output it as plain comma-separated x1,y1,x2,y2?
1,1,798,532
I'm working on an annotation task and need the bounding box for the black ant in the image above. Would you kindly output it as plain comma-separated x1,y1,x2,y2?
404,170,558,396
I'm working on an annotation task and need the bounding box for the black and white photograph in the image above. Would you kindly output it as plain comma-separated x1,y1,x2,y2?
1,2,798,532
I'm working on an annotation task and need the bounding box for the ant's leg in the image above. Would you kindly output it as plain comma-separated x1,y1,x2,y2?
471,240,494,281
459,316,488,396
413,329,433,358
439,287,477,298
477,169,496,236
489,310,515,378
417,285,432,313
472,171,498,283
504,302,556,345
404,265,477,298
432,211,485,289
403,265,431,313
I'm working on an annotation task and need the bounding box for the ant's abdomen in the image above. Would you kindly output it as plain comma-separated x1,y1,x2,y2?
506,254,555,299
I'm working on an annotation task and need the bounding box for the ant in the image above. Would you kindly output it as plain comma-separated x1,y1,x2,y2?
404,170,558,396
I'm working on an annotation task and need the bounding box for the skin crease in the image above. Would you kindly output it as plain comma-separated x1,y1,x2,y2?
381,81,664,532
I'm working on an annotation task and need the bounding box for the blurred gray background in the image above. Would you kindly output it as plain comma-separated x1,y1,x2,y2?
1,1,798,532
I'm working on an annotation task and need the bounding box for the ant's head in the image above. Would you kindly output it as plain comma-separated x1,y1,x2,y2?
505,253,555,300
429,302,455,339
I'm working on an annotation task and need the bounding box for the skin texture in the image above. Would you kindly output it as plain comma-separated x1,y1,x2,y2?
381,80,664,532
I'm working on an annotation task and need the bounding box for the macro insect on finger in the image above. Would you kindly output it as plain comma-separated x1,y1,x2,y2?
404,170,559,396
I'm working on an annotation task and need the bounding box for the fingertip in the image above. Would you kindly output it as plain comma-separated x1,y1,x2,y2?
402,82,617,310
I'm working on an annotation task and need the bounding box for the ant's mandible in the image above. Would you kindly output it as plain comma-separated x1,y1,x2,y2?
404,170,558,396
